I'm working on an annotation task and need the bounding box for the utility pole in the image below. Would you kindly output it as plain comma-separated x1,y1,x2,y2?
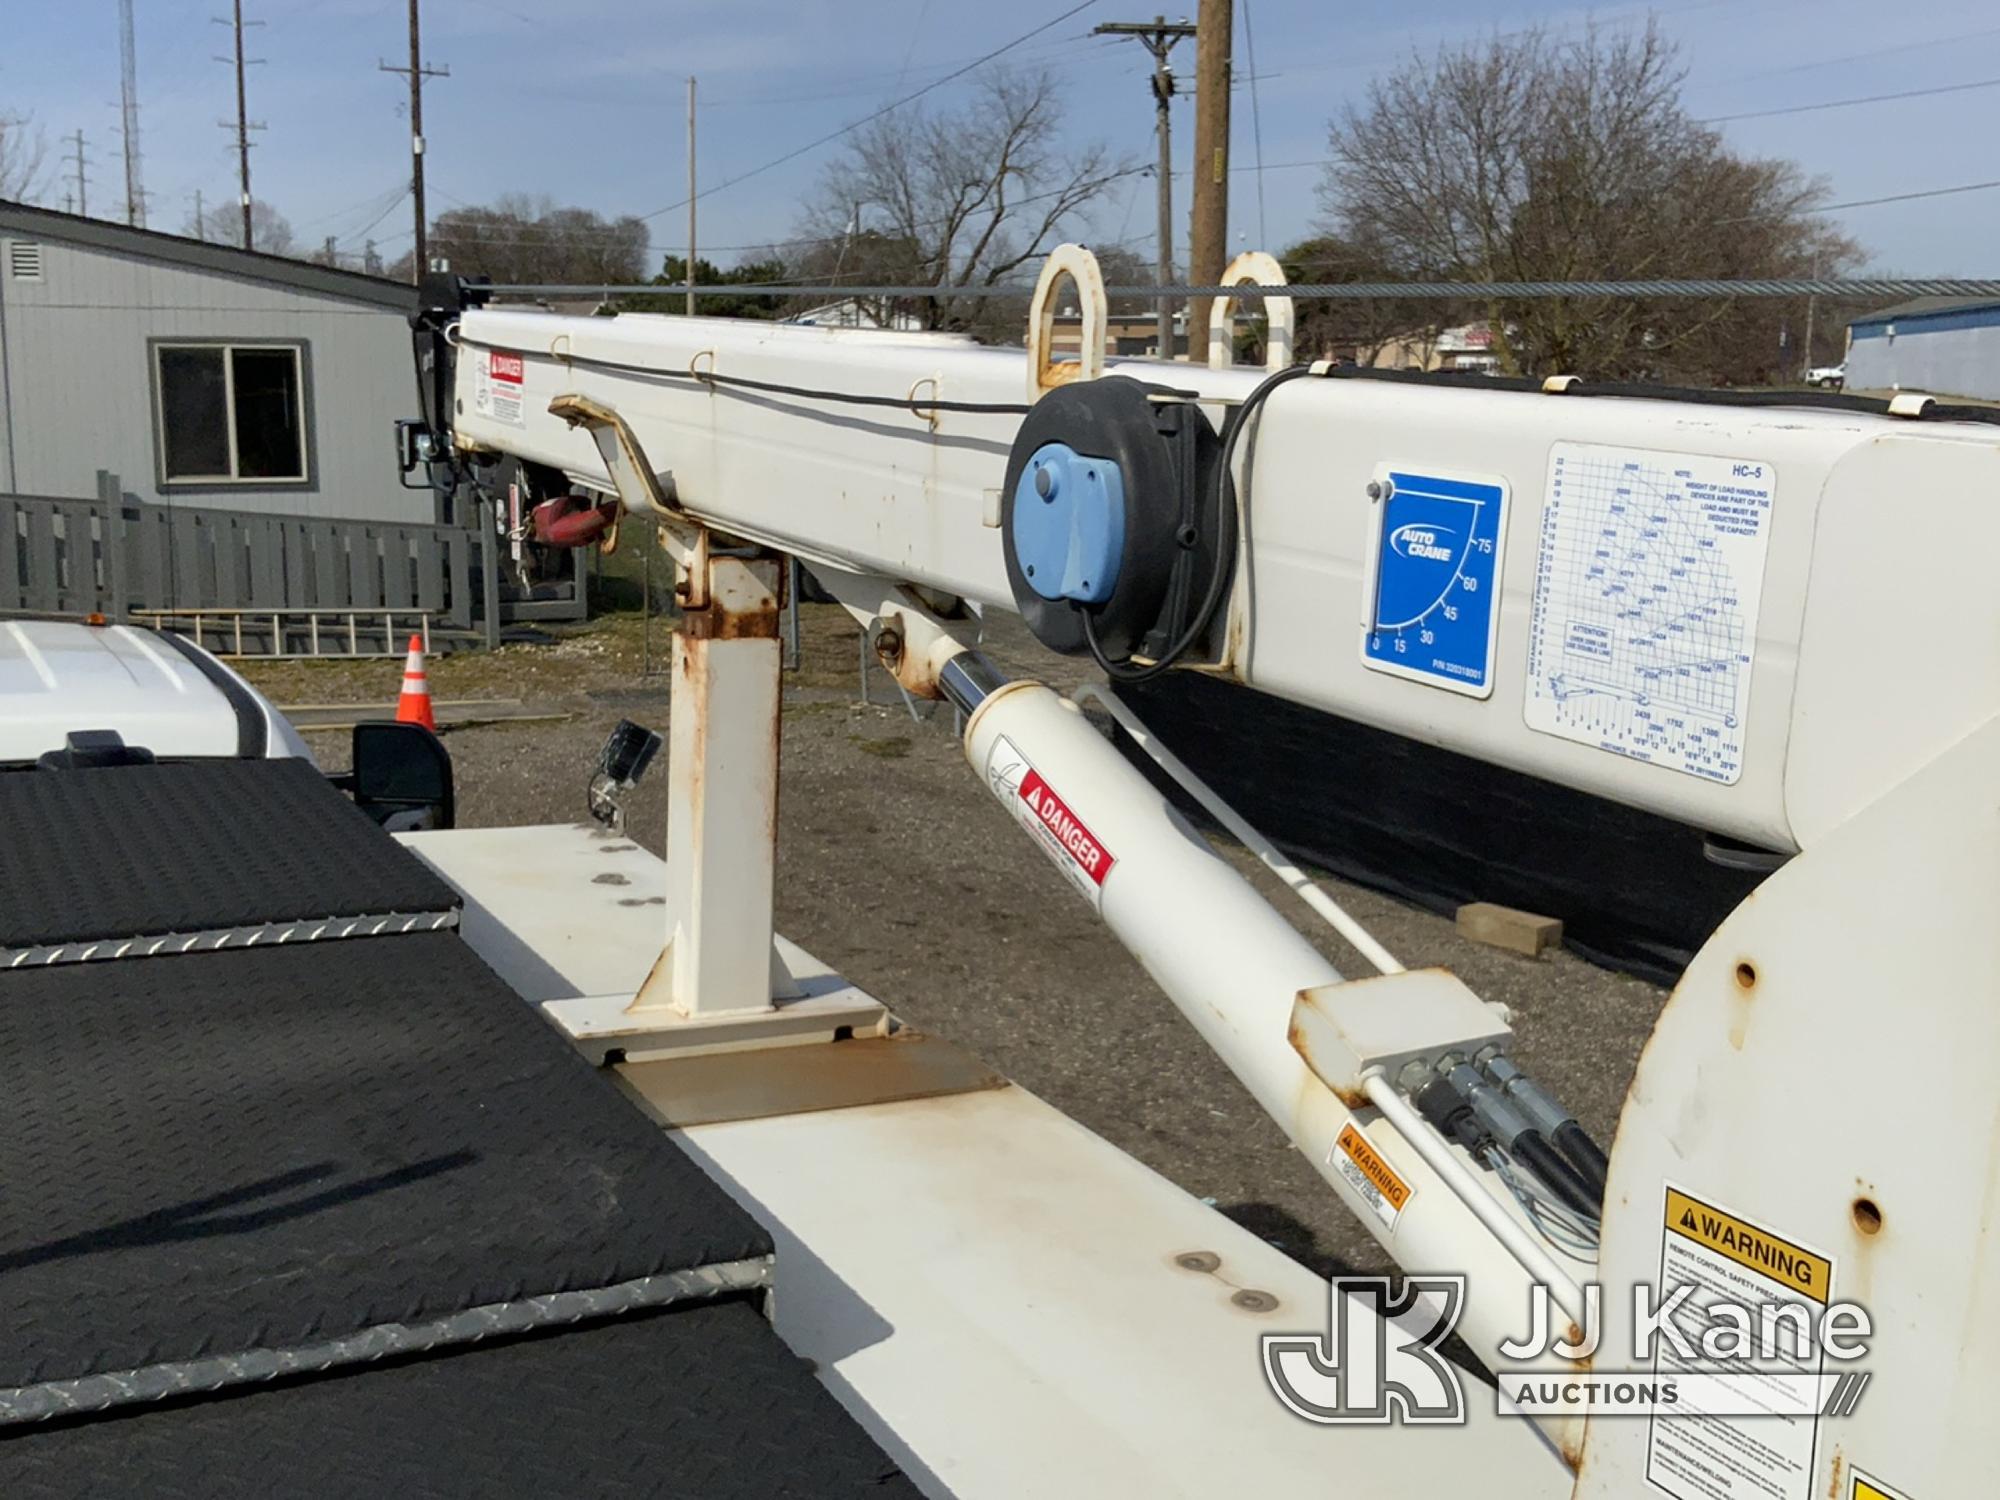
686,76,697,316
193,188,205,239
1188,0,1231,341
380,0,448,282
1095,15,1197,357
1802,252,1821,378
119,0,147,227
214,0,265,250
67,131,89,217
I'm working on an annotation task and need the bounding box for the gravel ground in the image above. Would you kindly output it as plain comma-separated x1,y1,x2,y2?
243,606,1666,1281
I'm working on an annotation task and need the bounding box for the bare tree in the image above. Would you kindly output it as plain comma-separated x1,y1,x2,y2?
396,194,648,285
182,198,297,256
1281,231,1464,367
1,111,51,203
792,68,1136,334
1320,23,1859,383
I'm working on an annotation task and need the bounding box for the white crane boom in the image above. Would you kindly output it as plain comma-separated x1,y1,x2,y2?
424,248,2000,1496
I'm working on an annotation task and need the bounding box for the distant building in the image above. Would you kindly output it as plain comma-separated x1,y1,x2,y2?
1051,308,1190,360
0,200,424,521
1433,322,1499,373
1844,298,2000,402
787,298,925,332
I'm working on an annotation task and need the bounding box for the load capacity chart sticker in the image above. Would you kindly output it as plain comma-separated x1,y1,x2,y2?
1359,466,1510,699
1524,443,1774,782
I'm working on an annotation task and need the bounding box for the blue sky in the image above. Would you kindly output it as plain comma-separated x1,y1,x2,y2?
4,0,1997,274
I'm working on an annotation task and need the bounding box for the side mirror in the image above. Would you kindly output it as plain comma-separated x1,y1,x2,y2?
349,720,455,832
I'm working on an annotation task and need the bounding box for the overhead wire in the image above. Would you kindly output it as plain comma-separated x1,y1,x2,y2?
1699,74,2000,123
337,187,411,249
1240,0,1269,247
630,0,1105,223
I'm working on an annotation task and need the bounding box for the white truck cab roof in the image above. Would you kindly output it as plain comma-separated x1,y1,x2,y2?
0,619,312,766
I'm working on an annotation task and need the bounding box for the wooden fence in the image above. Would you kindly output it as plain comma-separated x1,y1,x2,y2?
0,473,500,652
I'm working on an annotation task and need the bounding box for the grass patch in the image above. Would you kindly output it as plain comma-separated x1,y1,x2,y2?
851,735,913,759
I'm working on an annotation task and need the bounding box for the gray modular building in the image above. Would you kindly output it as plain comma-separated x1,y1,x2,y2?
0,200,424,522
1844,297,2000,403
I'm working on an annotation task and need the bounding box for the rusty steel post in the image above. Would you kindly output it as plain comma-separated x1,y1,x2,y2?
631,555,785,1019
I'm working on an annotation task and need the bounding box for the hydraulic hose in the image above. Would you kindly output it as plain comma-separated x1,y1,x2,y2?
1446,1064,1602,1220
1481,1054,1612,1200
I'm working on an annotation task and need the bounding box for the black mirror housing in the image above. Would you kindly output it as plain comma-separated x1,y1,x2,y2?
349,721,455,831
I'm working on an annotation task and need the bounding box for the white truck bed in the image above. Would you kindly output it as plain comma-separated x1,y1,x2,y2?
404,822,1572,1498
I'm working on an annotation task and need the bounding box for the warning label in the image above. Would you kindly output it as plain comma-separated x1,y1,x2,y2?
1331,1123,1413,1233
473,347,526,427
1852,1472,1911,1500
984,735,1115,911
1647,1185,1832,1500
1663,1189,1831,1303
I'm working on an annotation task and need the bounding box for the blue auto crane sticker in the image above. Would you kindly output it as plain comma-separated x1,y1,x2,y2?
1360,467,1510,698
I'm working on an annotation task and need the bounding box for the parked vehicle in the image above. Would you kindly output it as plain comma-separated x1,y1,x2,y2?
0,618,452,828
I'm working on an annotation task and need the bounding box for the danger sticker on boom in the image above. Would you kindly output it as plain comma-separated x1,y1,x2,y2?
474,348,527,427
984,735,1115,912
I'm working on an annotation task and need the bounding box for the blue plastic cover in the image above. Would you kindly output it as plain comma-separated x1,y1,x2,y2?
1011,443,1125,605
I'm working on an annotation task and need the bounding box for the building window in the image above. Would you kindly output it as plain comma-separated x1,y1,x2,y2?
154,342,309,484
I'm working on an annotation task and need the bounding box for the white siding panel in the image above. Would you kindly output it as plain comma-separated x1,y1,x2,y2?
0,237,423,520
1844,323,2000,403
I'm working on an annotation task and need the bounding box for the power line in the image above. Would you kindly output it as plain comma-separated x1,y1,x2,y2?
632,0,1104,223
1716,177,2000,223
695,35,1101,110
1240,0,1267,247
1700,74,2000,123
1726,23,2000,81
409,166,2000,271
424,163,1153,257
292,180,410,232
339,187,411,248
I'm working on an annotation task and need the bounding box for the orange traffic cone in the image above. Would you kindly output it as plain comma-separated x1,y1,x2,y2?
395,635,437,731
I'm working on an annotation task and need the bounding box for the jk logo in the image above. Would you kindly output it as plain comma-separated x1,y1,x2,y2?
1262,1276,1468,1425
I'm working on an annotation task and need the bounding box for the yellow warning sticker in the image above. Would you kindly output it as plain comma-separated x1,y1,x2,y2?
1665,1187,1832,1303
1332,1123,1413,1232
1853,1471,1912,1500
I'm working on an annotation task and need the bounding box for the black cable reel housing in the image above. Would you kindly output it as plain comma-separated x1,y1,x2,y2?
1000,376,1230,670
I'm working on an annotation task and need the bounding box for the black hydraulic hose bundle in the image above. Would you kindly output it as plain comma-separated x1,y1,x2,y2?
1482,1055,1611,1202
1445,1063,1604,1220
1508,1131,1605,1221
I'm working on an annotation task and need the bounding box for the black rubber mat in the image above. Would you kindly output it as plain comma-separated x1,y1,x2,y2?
0,934,770,1389
0,1300,919,1499
0,759,457,950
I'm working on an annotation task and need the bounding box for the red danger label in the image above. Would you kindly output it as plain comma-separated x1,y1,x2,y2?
1019,770,1113,887
490,351,525,384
